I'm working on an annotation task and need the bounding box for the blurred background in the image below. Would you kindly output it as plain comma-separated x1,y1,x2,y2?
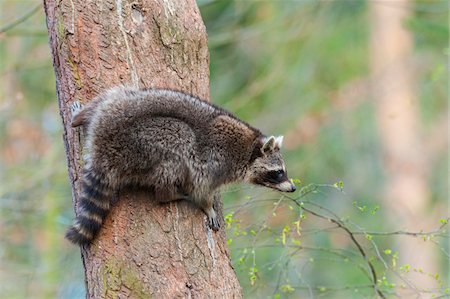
0,0,448,298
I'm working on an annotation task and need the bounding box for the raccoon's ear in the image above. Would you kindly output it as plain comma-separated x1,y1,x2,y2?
261,136,276,154
274,136,284,150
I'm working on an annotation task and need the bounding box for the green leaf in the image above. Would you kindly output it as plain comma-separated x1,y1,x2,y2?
291,178,302,184
280,284,295,294
370,205,379,215
249,267,258,286
292,239,301,246
281,225,290,245
333,180,344,190
400,264,411,272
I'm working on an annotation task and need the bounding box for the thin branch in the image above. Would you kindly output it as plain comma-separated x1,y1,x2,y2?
227,183,447,297
272,252,293,297
288,189,448,239
234,244,359,261
289,283,375,292
288,198,387,299
352,227,448,237
348,219,420,295
0,4,42,34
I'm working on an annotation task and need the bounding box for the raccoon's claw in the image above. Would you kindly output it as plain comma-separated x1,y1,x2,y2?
70,101,86,127
208,215,220,231
204,207,220,231
70,101,83,116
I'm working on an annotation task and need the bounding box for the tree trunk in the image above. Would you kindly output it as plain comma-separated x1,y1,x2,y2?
44,0,242,297
369,1,437,294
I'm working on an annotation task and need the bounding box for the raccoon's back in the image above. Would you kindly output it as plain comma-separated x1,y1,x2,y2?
91,88,222,134
87,114,201,183
84,87,258,180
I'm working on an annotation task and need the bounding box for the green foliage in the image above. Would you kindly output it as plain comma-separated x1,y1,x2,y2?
1,0,448,298
225,184,448,298
203,3,448,296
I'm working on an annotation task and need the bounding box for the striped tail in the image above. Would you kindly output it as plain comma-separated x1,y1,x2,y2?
66,170,111,245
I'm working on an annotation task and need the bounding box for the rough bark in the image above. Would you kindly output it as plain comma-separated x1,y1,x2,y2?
44,0,242,297
369,1,437,294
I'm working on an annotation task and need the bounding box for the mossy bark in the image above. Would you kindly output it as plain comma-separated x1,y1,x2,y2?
44,0,242,297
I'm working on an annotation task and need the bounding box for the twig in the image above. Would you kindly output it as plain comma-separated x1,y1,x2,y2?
348,219,419,296
351,227,448,237
0,4,42,34
288,198,387,298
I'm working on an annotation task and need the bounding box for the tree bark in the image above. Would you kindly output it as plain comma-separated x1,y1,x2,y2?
44,0,242,297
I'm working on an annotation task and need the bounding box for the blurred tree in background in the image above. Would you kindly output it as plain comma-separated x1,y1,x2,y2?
0,0,447,298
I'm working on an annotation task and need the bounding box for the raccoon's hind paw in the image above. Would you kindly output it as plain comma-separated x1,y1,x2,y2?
70,101,83,116
70,101,86,127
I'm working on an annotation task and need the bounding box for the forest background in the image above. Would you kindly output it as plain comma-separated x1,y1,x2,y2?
0,0,448,298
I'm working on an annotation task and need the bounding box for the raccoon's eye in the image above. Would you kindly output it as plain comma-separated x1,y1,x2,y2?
267,170,284,181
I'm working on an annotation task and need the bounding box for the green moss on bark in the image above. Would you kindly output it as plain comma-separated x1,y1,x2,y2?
101,258,150,299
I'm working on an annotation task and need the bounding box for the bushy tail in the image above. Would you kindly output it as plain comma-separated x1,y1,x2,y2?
66,170,111,245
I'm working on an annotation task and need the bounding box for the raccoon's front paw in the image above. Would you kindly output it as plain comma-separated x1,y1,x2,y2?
205,207,220,231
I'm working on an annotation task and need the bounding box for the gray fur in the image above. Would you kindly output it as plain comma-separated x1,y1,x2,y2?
67,86,295,245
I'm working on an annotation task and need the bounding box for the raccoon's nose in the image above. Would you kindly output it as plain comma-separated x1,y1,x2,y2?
290,185,296,192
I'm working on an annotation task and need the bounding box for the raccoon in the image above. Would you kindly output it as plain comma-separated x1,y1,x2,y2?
66,86,296,245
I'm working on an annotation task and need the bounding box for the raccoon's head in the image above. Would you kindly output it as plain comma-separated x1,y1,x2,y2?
245,135,296,193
